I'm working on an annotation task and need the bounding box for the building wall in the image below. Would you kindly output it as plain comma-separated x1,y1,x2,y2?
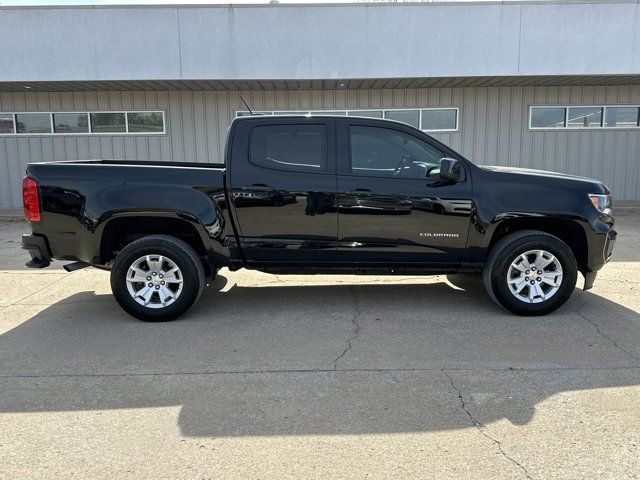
1,84,639,209
2,2,639,82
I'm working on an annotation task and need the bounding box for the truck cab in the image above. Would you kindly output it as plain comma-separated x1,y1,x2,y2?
227,115,473,271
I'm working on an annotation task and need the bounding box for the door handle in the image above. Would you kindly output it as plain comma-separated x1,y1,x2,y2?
346,188,374,195
242,184,274,192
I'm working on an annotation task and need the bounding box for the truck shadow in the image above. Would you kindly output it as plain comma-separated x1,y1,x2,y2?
1,275,639,437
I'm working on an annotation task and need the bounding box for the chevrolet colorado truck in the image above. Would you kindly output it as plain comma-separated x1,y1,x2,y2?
21,115,616,321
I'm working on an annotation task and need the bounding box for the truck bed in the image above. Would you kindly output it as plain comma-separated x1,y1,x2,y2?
25,159,231,267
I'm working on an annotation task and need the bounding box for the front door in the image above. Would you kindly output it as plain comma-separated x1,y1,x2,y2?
336,120,472,268
228,117,338,265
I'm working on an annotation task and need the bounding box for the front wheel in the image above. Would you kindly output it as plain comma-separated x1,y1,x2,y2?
110,235,205,322
483,230,578,316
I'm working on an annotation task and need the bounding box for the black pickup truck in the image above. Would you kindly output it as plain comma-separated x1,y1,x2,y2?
21,115,616,321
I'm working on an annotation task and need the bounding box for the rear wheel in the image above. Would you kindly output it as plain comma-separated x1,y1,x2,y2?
483,230,578,316
110,235,205,322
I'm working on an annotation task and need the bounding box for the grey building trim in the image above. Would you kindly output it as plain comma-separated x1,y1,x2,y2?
1,1,639,83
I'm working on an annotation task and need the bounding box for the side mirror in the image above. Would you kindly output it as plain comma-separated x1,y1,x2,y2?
439,158,461,182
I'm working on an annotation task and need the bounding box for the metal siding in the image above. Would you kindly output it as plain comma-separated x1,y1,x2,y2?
1,86,640,209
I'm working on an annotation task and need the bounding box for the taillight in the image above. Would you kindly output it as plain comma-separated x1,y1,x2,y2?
22,176,41,222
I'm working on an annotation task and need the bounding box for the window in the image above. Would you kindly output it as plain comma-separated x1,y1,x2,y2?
349,125,444,179
250,124,326,173
567,107,602,128
236,108,459,132
127,112,164,133
309,111,346,116
16,113,51,134
0,111,165,135
53,113,89,133
605,107,640,128
90,113,126,133
530,107,566,128
384,109,420,129
0,113,14,134
350,110,383,119
530,105,640,129
421,109,457,131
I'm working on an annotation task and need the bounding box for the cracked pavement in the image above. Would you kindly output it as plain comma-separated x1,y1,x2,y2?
1,217,640,479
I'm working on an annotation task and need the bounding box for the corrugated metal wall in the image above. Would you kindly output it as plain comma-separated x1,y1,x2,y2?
1,85,639,209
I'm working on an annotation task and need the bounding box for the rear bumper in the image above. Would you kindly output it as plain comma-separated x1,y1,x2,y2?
21,234,52,268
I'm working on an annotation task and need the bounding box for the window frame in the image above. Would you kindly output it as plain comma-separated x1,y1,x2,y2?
14,112,54,135
236,107,460,133
52,112,90,134
603,106,640,129
0,112,17,134
529,105,640,130
0,110,166,136
566,106,603,129
248,123,330,175
345,123,447,181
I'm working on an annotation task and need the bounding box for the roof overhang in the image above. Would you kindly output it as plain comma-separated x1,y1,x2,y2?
1,75,640,92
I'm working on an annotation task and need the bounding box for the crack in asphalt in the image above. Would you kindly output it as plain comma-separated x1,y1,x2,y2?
442,370,534,480
573,302,640,364
333,285,362,370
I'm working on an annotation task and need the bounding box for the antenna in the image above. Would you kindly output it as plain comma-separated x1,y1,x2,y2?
240,96,254,115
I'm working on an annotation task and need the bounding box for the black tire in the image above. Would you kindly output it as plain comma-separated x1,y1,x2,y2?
483,230,578,316
110,235,205,322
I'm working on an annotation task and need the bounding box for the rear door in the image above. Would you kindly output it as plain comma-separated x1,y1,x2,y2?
228,117,338,265
335,118,472,267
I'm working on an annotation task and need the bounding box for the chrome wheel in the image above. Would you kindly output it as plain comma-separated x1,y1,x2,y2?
507,249,563,304
125,254,183,309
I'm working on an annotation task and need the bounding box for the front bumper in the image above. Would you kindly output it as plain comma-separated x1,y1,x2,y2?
21,234,52,268
583,228,617,291
604,229,617,263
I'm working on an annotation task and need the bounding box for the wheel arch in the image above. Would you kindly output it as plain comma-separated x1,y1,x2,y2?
487,217,589,272
98,213,215,277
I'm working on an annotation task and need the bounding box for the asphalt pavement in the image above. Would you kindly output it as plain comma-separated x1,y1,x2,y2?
1,216,639,479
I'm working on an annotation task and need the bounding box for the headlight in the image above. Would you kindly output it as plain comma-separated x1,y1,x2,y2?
588,193,611,213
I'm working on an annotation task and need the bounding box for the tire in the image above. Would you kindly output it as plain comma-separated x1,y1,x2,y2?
482,230,578,316
110,235,205,322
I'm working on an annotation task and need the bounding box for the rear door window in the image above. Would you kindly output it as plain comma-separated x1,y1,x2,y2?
250,124,327,173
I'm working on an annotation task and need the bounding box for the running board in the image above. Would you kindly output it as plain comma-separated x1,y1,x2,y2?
63,261,91,272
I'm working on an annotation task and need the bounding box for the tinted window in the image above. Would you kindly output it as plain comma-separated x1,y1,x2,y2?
605,107,639,127
53,113,89,133
567,107,602,128
250,124,326,173
349,110,383,119
421,109,457,131
127,112,164,132
530,107,565,128
16,113,51,134
310,111,346,116
90,113,126,133
349,126,444,178
384,110,420,128
0,113,14,133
